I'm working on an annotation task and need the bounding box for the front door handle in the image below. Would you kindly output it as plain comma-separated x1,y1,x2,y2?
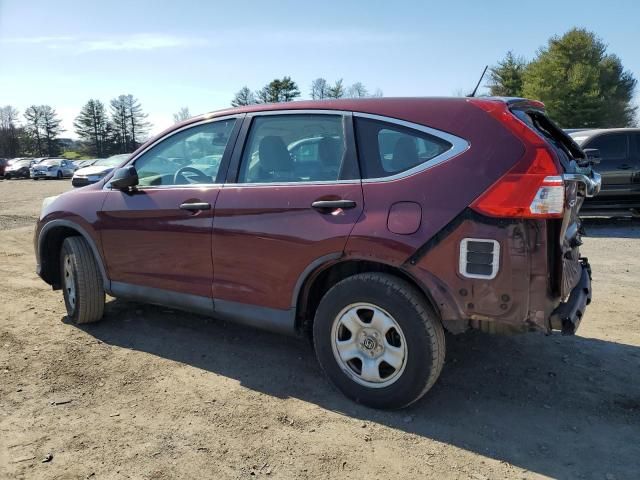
179,202,211,211
311,199,357,210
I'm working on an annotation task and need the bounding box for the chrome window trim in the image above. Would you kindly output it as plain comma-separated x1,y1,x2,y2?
247,109,352,117
353,112,470,183
222,179,361,188
103,113,245,191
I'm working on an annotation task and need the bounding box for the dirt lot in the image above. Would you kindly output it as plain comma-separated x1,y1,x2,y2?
0,178,639,480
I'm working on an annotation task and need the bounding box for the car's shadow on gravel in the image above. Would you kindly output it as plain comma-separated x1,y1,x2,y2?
581,216,640,239
70,298,640,479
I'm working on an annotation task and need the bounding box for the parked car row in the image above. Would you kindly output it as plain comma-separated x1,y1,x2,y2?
0,155,131,183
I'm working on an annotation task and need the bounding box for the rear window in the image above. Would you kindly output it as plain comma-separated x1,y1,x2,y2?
354,117,451,179
584,134,628,161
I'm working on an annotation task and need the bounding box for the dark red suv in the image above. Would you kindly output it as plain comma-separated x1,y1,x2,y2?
35,97,601,409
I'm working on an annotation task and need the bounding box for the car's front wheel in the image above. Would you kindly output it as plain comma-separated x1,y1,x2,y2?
60,237,105,324
313,273,445,409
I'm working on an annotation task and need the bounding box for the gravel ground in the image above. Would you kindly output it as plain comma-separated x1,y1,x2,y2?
0,177,638,480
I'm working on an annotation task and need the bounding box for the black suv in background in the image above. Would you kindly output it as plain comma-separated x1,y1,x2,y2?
568,128,640,215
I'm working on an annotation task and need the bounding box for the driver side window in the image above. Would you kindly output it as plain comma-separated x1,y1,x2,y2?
135,118,237,186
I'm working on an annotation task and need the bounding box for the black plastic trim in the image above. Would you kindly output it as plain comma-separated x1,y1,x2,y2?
405,208,518,266
37,219,110,290
549,259,592,335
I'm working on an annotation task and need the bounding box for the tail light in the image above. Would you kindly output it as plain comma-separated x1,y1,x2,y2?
468,99,565,219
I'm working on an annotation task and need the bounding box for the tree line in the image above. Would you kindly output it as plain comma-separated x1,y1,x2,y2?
487,28,637,128
0,95,151,159
230,77,383,106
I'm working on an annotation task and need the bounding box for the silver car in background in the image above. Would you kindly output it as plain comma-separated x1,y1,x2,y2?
30,158,77,179
71,154,130,187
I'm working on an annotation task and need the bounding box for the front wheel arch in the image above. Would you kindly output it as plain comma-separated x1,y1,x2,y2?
38,221,109,291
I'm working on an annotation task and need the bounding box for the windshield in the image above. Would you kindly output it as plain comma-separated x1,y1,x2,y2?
94,154,128,167
14,160,31,167
41,159,60,166
568,133,589,146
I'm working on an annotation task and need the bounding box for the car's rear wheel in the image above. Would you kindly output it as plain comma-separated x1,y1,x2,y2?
60,237,105,324
313,273,445,409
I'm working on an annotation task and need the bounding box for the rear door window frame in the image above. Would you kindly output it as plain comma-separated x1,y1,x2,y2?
224,110,360,185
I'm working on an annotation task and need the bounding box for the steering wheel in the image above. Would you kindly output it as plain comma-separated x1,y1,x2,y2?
173,166,210,185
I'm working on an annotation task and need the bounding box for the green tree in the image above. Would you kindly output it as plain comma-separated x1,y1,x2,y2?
326,79,345,99
488,51,527,96
0,105,21,157
256,77,300,103
109,94,151,153
522,28,637,127
74,99,109,157
231,86,256,107
24,105,44,155
40,105,63,155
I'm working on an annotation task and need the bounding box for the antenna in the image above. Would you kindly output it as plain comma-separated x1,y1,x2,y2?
468,65,488,97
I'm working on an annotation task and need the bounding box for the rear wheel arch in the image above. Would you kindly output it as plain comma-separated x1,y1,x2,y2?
38,221,109,290
295,258,441,336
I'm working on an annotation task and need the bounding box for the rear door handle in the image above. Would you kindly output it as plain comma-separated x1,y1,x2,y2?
179,202,211,211
311,200,357,210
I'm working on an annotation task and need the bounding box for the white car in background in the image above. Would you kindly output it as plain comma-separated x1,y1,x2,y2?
30,158,77,179
71,154,130,187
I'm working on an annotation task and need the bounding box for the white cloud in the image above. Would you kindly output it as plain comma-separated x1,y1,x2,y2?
77,34,208,52
1,29,413,54
1,33,208,53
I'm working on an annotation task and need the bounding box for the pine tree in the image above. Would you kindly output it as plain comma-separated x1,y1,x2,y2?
74,99,109,157
231,87,256,107
489,51,527,97
522,28,637,127
326,79,345,99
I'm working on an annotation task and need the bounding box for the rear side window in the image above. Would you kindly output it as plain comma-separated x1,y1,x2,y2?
585,133,628,161
238,114,348,183
354,117,451,179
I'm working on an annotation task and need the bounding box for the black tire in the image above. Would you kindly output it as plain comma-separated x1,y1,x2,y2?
60,237,105,324
313,273,445,409
4,173,10,179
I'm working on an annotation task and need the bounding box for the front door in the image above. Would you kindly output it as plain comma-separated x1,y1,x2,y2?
99,116,241,303
585,132,632,197
212,112,363,328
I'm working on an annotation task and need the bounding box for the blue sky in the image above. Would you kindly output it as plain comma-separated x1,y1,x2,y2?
1,0,639,138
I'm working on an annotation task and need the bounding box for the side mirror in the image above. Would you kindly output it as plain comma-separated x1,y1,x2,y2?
583,148,601,165
110,166,139,190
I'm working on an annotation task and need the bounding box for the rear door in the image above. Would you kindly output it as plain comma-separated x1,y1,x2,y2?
212,111,363,324
583,132,632,196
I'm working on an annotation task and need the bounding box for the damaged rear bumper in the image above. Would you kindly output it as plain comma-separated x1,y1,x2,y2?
549,258,592,335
